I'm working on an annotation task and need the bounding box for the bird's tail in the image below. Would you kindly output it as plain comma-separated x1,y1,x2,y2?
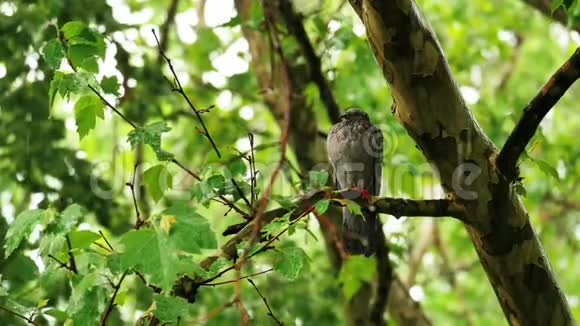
342,207,379,256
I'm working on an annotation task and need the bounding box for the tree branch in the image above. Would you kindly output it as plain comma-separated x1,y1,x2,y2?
126,161,144,228
65,234,77,274
99,270,128,326
370,220,391,326
497,47,580,180
0,304,39,326
152,29,222,158
247,279,284,325
348,0,574,323
172,188,463,302
276,0,342,124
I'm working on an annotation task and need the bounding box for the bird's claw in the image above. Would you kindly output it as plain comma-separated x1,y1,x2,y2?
349,187,372,202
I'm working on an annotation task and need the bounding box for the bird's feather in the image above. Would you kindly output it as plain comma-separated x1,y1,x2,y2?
327,109,383,255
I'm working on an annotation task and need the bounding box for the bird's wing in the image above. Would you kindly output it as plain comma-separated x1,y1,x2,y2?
327,126,342,190
370,124,383,196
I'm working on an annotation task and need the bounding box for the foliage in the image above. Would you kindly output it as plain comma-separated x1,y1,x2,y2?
0,0,578,324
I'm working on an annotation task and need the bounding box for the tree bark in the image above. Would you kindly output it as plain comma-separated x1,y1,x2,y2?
348,0,572,324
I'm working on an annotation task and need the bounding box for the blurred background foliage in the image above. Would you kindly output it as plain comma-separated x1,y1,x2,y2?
0,0,579,324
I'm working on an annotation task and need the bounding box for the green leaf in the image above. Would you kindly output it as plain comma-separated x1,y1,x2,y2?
101,75,120,96
272,195,297,210
246,1,264,29
68,44,99,73
206,175,226,193
314,199,330,215
564,0,576,10
37,298,49,308
338,256,376,300
49,71,64,108
532,159,559,181
70,288,100,325
219,15,241,28
106,253,123,274
4,209,45,258
153,294,190,322
61,21,87,39
57,73,87,100
61,21,106,59
346,200,363,216
45,309,68,321
68,230,100,249
119,229,177,291
60,204,86,232
127,122,174,161
162,204,217,254
192,257,228,279
262,210,293,236
74,95,103,139
227,158,247,177
68,272,99,315
309,170,328,188
515,183,527,197
190,182,212,205
39,234,66,263
42,39,65,68
273,246,308,280
143,164,173,202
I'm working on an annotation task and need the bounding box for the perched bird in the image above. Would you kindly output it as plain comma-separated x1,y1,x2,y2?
327,108,383,256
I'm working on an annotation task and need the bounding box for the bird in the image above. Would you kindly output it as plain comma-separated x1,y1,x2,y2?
327,108,383,256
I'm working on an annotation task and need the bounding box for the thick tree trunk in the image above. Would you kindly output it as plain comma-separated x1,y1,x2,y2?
348,0,573,324
234,0,431,324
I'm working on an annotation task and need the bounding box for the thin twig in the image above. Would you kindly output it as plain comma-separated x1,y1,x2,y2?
99,270,129,326
248,133,257,205
199,206,312,287
172,157,249,217
87,84,138,129
247,279,284,325
201,268,274,286
497,47,580,180
92,241,113,253
99,230,115,252
134,271,162,293
152,29,222,158
222,141,279,164
47,254,71,271
0,304,40,326
65,234,78,274
231,178,253,209
126,161,143,229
